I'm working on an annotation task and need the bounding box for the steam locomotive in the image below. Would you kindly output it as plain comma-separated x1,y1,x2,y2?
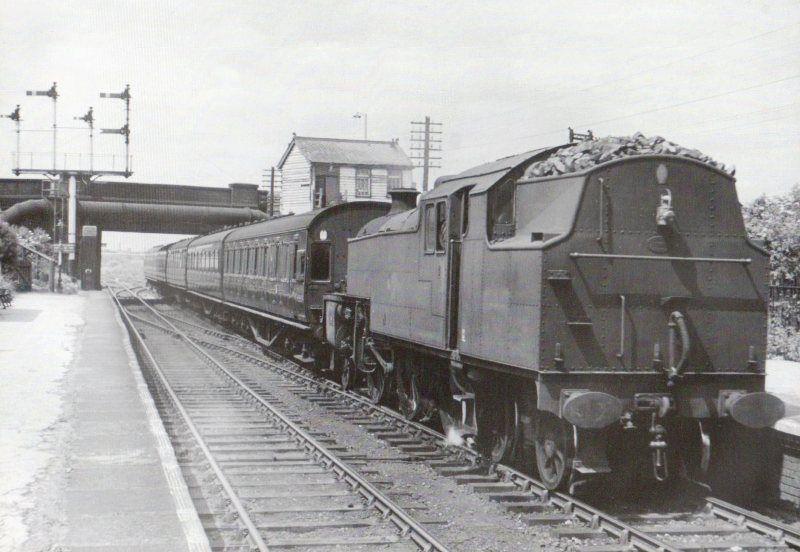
146,141,784,494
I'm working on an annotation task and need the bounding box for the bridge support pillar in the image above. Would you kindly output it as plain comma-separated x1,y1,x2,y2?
78,225,102,290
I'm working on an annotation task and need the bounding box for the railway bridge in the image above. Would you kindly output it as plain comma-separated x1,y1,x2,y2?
0,176,269,288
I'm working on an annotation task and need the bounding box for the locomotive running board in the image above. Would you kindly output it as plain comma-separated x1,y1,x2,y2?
570,252,752,264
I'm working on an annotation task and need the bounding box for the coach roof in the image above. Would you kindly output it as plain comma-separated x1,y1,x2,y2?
225,201,390,242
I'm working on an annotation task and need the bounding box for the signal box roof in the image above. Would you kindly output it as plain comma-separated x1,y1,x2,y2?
278,136,413,169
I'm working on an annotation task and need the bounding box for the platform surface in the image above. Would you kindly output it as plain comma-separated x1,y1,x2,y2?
0,291,206,551
766,359,800,437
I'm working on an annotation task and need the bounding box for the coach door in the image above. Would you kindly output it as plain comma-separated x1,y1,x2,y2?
422,192,466,349
447,189,469,349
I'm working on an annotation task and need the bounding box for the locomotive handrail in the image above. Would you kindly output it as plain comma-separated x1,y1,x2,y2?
570,252,751,264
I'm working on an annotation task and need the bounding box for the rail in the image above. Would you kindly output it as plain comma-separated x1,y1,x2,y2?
112,283,449,552
109,286,269,551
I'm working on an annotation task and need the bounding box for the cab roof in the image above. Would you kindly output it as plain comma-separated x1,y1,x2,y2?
425,145,565,200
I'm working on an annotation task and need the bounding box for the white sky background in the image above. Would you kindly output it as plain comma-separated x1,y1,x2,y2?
1,0,799,251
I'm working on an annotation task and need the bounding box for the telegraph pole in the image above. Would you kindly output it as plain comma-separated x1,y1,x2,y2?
410,117,442,191
261,167,277,217
353,112,367,140
270,167,275,217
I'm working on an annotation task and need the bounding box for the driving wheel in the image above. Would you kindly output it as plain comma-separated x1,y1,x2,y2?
395,357,422,420
477,394,519,464
364,360,387,404
340,355,357,391
534,412,575,490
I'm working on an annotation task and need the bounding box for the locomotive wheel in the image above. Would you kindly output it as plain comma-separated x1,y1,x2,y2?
395,357,421,421
534,412,575,490
340,356,357,391
477,393,519,464
365,364,387,404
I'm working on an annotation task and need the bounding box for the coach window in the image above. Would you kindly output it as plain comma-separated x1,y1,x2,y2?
309,242,331,281
277,244,286,281
262,246,268,276
295,248,306,281
267,245,275,278
288,244,298,280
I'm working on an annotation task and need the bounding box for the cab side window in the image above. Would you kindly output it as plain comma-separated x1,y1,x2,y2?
435,201,446,252
424,203,436,252
487,177,516,241
424,201,447,253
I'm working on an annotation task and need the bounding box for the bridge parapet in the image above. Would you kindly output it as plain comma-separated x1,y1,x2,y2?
0,178,266,210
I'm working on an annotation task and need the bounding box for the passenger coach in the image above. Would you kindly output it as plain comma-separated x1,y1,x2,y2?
145,201,390,363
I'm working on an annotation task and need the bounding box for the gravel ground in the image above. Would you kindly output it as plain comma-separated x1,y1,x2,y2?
208,347,559,552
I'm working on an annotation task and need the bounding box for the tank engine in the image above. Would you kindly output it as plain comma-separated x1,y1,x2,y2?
325,143,785,493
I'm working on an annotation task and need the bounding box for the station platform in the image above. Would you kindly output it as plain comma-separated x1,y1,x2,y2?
766,359,800,436
0,291,208,551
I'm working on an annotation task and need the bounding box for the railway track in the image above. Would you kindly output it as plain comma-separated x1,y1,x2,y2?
115,285,800,551
111,285,449,552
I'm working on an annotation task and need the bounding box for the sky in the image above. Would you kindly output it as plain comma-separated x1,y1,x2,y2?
1,0,799,250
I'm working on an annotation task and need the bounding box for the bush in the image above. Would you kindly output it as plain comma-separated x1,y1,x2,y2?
768,322,800,361
0,273,14,299
0,221,18,269
11,225,52,256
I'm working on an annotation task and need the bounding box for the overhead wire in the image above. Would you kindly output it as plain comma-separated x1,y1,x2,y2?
466,21,800,127
449,72,800,152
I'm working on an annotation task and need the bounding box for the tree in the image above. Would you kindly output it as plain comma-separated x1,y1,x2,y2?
742,184,800,285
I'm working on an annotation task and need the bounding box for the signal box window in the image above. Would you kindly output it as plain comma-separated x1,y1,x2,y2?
387,170,402,192
309,242,331,281
355,169,371,198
